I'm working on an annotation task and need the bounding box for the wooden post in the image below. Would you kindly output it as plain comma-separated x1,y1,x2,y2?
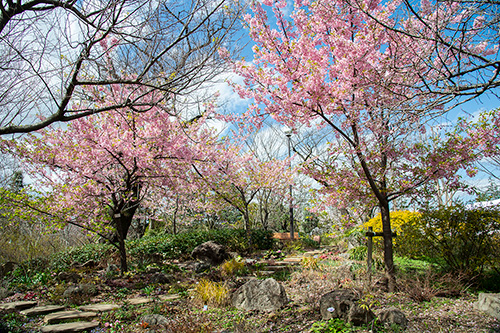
367,227,374,283
365,227,397,284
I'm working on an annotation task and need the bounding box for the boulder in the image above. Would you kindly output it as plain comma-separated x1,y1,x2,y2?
378,307,408,328
319,289,375,326
140,313,169,326
231,278,288,312
57,271,80,283
63,284,99,303
193,261,211,273
475,293,500,319
191,241,230,265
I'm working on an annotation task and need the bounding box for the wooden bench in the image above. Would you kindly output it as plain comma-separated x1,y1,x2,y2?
273,232,300,240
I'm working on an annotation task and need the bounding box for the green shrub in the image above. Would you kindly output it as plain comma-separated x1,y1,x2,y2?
48,242,111,272
348,245,367,261
398,203,500,275
300,236,320,249
128,228,274,259
221,258,246,278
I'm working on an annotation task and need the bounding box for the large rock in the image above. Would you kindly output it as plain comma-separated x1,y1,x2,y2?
475,293,500,319
63,284,99,298
191,241,230,265
319,289,375,326
63,284,99,305
140,313,169,326
57,271,80,283
231,278,288,312
378,307,408,328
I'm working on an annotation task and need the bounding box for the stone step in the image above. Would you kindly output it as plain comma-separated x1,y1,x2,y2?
282,257,302,263
44,310,98,324
273,260,299,266
21,305,66,317
158,294,180,302
265,265,292,271
0,300,37,311
303,250,324,257
126,297,153,305
79,303,120,312
40,321,99,333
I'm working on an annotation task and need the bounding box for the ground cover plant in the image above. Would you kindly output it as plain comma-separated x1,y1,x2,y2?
1,228,499,332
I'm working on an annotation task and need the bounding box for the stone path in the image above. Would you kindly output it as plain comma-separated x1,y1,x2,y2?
0,294,180,333
257,249,329,275
0,250,327,332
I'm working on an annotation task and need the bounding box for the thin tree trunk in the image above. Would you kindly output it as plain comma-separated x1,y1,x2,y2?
243,208,252,249
380,199,396,292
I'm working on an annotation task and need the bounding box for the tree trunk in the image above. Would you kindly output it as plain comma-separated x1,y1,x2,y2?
243,208,252,250
113,204,139,274
380,200,396,292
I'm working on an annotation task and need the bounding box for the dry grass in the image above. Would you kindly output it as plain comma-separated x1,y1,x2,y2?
191,278,229,307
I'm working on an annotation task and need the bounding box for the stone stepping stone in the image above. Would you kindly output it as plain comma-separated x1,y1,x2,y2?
283,257,302,263
21,305,65,317
0,300,37,311
273,261,298,265
44,310,98,324
126,297,153,305
40,321,99,333
265,265,292,271
158,294,180,302
303,250,323,257
79,303,120,312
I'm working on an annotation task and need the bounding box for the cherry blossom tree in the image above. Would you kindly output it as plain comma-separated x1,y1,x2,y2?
192,144,293,246
347,0,500,109
457,108,500,181
0,0,243,135
4,87,219,272
221,0,486,290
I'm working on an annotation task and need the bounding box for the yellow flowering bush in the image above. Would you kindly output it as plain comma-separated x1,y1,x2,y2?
364,210,422,233
363,210,422,249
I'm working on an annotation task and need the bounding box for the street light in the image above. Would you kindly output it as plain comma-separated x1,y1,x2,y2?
284,128,294,241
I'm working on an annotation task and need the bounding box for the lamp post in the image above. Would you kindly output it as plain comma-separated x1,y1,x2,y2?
284,129,294,240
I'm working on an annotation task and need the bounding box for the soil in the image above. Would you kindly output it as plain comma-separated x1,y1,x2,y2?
1,252,499,333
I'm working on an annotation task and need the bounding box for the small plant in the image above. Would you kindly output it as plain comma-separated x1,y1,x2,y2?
348,245,367,261
221,257,246,278
263,249,284,260
310,318,352,333
358,293,380,310
142,285,155,296
192,278,229,307
301,256,320,270
284,240,303,253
